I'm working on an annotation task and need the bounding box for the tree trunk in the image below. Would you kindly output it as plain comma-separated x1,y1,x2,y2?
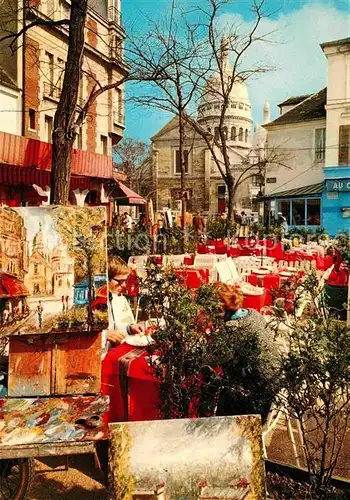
226,176,235,221
50,0,88,205
178,113,186,253
87,257,94,329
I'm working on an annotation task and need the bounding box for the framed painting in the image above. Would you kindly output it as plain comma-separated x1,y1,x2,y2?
0,206,108,337
109,415,266,499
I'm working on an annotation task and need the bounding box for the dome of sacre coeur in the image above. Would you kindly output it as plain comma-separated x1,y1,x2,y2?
197,38,252,130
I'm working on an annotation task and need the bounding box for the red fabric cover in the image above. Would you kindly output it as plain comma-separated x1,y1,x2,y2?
324,255,334,270
327,265,349,287
101,343,159,424
242,290,266,311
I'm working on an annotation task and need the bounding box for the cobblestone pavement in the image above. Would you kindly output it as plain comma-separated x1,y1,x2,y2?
29,455,107,500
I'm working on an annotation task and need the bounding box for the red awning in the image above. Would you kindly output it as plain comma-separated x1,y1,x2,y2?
111,181,146,205
0,165,95,191
0,273,30,299
0,131,113,179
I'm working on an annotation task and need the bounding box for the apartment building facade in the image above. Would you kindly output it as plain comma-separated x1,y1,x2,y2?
0,0,128,210
262,37,350,235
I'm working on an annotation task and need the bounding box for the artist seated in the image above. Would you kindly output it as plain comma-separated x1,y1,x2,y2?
102,256,145,359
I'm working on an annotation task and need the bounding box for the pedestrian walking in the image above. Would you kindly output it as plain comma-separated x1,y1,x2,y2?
37,301,43,329
65,295,69,311
61,295,65,312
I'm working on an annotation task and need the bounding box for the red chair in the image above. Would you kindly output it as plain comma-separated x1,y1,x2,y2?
243,291,266,311
184,255,195,266
215,245,228,255
264,274,280,290
228,248,241,258
177,270,203,289
247,274,259,287
197,269,210,283
197,245,208,254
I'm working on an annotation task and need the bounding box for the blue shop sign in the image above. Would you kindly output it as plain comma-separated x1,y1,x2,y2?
325,179,350,192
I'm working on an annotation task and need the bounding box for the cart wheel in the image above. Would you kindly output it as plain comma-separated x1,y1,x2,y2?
0,458,35,500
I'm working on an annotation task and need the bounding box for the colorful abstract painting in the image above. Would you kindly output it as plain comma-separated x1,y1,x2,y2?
0,206,108,336
109,415,266,500
0,395,109,447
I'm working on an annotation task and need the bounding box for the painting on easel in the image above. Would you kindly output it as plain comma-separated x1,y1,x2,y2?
0,206,108,336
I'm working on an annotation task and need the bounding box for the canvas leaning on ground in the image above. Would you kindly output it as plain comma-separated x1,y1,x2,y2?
0,206,109,336
108,415,266,500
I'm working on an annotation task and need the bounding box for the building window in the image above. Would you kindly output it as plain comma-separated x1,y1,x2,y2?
75,130,83,149
238,127,243,141
315,128,326,161
46,52,55,91
174,150,189,174
239,104,243,109
339,125,350,165
34,264,38,275
57,58,65,92
277,200,290,225
101,135,108,155
251,175,259,187
222,126,228,140
266,177,277,184
214,127,220,141
291,199,305,225
245,129,248,142
116,88,123,123
29,109,36,130
307,199,320,226
231,127,236,140
45,115,53,143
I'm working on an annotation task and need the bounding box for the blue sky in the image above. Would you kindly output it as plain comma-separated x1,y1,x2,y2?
122,0,349,144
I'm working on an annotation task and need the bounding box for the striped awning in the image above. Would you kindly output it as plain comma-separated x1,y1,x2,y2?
0,165,96,191
0,273,30,299
0,131,113,179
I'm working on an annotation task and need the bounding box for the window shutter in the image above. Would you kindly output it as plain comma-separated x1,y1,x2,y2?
175,150,181,173
338,125,350,165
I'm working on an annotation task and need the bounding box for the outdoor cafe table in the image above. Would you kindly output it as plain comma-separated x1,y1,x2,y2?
101,343,159,424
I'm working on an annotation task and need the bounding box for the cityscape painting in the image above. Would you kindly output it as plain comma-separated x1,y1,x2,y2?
0,206,108,336
109,415,266,500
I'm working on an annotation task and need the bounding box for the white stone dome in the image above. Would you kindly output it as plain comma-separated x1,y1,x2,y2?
197,38,252,148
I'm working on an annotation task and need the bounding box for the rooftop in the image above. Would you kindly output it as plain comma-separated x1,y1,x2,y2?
320,37,350,49
264,88,326,127
278,95,311,108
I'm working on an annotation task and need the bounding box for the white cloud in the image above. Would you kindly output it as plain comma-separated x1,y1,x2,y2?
216,2,349,123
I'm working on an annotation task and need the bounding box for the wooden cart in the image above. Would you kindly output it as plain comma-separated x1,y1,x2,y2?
0,330,108,499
